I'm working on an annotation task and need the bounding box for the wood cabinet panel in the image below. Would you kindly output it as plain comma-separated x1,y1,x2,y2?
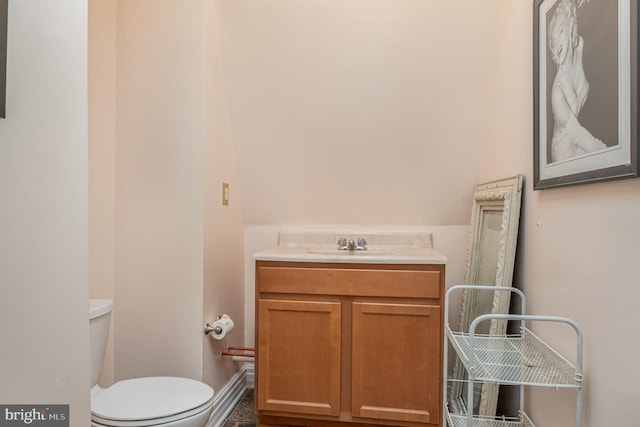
257,299,342,416
258,264,441,298
351,302,441,424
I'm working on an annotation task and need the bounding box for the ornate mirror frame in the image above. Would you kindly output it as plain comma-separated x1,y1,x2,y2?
449,175,523,417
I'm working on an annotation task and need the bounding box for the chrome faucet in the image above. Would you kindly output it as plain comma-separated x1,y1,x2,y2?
337,238,367,251
337,238,349,250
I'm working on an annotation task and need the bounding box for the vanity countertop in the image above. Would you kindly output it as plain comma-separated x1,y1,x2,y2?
253,230,447,265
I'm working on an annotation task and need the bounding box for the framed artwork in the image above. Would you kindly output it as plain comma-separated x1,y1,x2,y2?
534,0,639,189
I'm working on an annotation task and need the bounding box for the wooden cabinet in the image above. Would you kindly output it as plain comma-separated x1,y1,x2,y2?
256,261,444,427
351,302,441,424
257,299,341,416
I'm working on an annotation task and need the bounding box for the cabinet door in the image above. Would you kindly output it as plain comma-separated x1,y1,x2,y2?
351,302,441,424
257,299,341,416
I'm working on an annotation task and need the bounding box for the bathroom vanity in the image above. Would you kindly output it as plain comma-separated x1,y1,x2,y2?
254,231,446,427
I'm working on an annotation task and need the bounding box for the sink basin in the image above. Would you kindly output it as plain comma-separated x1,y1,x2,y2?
253,230,447,264
305,248,396,256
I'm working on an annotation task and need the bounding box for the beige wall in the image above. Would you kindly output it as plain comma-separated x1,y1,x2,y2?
89,0,117,386
482,2,639,425
215,1,496,226
214,0,496,351
114,0,206,382
214,0,498,346
202,0,246,391
89,0,245,394
0,1,90,426
8,1,634,425
222,1,640,425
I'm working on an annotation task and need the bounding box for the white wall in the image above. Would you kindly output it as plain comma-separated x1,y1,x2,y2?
482,2,640,425
0,1,90,426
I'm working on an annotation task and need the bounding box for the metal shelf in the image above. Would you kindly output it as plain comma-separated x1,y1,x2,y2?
446,325,581,388
445,407,534,427
443,285,584,427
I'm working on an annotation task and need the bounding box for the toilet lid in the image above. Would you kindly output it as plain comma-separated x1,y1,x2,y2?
92,377,214,426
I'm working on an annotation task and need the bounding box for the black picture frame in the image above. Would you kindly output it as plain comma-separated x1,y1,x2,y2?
0,0,6,119
534,0,639,189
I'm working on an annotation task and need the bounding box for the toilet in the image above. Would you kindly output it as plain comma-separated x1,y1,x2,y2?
90,300,214,427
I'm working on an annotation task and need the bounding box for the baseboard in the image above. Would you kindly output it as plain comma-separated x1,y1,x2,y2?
244,363,255,390
206,363,253,427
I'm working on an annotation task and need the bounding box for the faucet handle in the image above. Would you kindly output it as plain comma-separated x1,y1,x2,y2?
357,238,367,247
337,238,347,247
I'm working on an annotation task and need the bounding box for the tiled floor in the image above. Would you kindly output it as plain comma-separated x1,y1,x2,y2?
221,389,258,427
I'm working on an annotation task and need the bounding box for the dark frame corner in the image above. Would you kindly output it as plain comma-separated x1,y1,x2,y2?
0,0,7,119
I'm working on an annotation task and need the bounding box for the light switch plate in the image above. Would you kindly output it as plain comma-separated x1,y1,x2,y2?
222,182,230,206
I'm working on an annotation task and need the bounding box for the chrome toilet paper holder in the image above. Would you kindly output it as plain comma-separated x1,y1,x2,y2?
204,314,235,340
204,320,223,336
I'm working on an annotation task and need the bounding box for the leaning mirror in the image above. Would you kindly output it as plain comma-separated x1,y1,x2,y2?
449,175,523,418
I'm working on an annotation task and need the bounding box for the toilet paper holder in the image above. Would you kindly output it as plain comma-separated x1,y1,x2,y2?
204,314,234,338
204,320,223,336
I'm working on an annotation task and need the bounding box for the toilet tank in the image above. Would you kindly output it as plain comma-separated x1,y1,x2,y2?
89,299,113,388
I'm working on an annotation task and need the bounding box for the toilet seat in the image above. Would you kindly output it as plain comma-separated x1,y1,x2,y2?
91,377,214,427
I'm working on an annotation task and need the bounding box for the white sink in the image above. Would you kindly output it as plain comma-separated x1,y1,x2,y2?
305,248,396,256
253,230,447,265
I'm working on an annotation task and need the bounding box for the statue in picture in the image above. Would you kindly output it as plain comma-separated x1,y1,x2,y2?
548,0,606,162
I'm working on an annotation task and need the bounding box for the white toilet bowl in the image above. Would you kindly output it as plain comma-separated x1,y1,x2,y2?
91,377,214,427
90,301,214,427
